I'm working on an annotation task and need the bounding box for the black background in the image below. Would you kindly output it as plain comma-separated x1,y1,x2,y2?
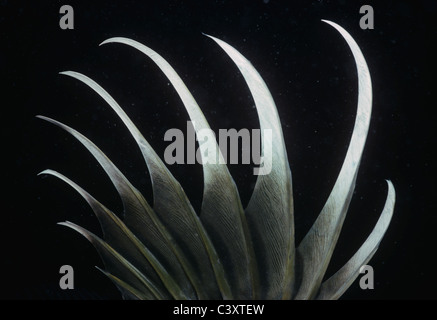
1,0,435,300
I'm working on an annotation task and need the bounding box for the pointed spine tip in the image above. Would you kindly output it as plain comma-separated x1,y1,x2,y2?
202,33,218,42
99,37,128,46
383,179,394,190
35,115,51,122
99,39,111,46
59,71,79,80
95,266,105,273
57,221,82,233
384,179,395,194
59,71,79,78
37,169,51,176
321,19,340,29
37,115,60,127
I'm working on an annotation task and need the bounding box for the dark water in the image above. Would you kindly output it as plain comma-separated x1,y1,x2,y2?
1,1,436,300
